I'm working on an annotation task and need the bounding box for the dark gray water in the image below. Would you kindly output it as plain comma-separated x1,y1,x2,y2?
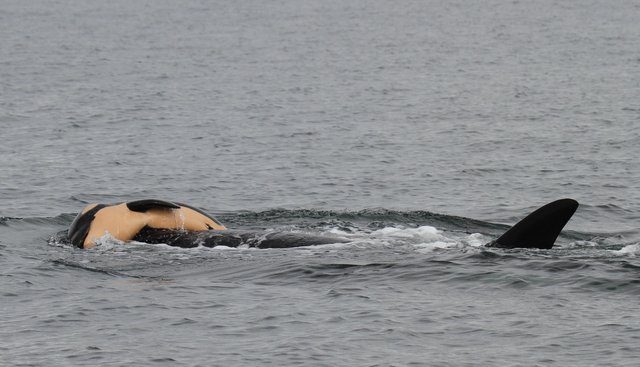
2,0,640,365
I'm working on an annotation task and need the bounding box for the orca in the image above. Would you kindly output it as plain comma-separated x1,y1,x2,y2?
68,198,578,250
68,199,226,249
132,227,350,249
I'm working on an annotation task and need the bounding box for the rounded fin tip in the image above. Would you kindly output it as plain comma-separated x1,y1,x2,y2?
487,198,579,249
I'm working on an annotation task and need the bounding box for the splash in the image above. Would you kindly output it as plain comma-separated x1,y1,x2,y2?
613,244,640,257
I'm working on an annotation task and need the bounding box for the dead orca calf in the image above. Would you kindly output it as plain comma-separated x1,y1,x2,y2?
67,198,578,250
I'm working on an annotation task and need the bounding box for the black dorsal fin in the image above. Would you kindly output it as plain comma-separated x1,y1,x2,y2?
487,198,579,249
126,199,180,213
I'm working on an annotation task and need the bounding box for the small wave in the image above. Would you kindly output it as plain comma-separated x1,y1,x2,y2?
1,213,77,227
372,225,441,239
368,225,459,253
612,244,640,257
413,241,459,253
91,233,128,249
48,258,172,281
227,208,502,233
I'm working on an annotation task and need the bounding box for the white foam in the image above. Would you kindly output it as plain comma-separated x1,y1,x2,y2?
209,245,239,250
363,226,487,253
92,232,126,249
326,228,352,236
372,225,442,241
612,244,640,257
294,241,353,250
463,233,487,247
413,240,458,253
564,240,599,248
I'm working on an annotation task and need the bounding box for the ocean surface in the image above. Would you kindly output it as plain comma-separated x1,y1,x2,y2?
2,0,640,365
